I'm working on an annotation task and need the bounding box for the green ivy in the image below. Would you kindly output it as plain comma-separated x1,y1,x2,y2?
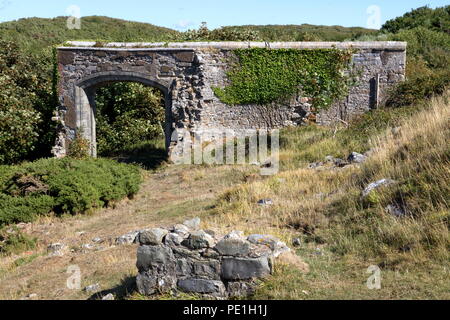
213,48,354,110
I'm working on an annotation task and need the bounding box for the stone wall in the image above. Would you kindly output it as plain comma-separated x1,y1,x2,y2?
135,217,290,298
54,41,406,158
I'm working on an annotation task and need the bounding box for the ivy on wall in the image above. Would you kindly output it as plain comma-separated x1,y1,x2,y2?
213,48,355,110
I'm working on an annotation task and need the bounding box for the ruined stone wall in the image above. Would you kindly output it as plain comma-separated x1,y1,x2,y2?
55,42,406,157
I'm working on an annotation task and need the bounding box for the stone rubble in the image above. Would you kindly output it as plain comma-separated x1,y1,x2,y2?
135,218,291,299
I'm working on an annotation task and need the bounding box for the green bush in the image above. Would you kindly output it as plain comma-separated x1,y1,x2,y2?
385,69,450,108
381,5,450,34
95,82,165,156
0,158,142,226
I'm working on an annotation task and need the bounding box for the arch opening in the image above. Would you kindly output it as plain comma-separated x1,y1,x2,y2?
74,72,172,168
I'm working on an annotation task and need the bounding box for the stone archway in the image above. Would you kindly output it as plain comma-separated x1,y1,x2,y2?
74,71,171,157
53,42,406,159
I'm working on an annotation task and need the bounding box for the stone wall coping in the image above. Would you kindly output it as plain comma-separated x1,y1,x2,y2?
60,41,407,51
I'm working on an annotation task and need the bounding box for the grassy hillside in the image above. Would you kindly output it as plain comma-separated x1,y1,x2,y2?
222,24,377,41
0,16,379,55
0,16,180,53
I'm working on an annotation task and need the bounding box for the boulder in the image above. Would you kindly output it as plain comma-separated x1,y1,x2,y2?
182,231,215,250
115,231,139,245
348,152,367,164
138,228,169,246
164,232,184,246
221,257,271,280
214,238,251,257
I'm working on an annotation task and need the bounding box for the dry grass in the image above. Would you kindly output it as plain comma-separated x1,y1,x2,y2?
0,92,448,300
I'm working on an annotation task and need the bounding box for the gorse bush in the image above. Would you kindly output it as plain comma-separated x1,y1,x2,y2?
0,158,142,226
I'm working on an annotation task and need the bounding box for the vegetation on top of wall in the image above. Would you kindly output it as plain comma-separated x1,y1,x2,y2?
213,48,355,110
0,158,142,226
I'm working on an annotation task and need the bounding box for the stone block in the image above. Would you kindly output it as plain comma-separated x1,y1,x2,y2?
221,257,271,280
177,279,226,295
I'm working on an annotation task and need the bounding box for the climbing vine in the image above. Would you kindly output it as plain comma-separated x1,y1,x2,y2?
213,48,355,110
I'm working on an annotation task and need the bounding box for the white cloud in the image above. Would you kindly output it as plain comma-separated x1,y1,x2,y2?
173,19,196,31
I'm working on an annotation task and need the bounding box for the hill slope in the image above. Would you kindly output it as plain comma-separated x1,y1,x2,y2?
0,16,180,53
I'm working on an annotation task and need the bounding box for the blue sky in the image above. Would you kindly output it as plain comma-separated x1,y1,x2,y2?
0,0,448,30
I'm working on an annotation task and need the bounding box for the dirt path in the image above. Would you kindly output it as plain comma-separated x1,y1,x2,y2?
0,164,253,300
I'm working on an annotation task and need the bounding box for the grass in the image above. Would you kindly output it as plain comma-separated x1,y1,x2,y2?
205,90,450,299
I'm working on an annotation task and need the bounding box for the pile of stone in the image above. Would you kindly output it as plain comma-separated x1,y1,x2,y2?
136,218,290,299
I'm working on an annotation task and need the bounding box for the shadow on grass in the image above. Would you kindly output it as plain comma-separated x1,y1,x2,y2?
101,139,168,170
88,276,137,300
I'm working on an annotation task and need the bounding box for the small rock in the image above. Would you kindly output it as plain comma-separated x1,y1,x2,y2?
21,293,38,300
102,293,115,300
385,204,406,217
257,199,273,206
138,228,169,246
115,231,139,245
182,231,215,250
362,179,396,197
164,232,184,246
172,224,190,237
47,243,68,257
84,283,101,293
92,237,103,243
247,234,290,257
183,217,201,231
82,244,94,250
292,238,302,247
75,231,86,237
223,230,245,240
308,161,324,169
348,152,367,164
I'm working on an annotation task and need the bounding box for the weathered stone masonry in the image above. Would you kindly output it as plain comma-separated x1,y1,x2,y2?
54,41,406,158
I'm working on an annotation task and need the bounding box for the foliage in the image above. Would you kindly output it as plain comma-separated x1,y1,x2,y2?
381,5,450,34
0,158,142,226
180,22,261,41
95,82,165,156
0,16,179,54
213,48,354,109
222,24,377,42
67,130,91,159
0,41,44,164
0,227,37,256
385,69,450,108
388,27,450,70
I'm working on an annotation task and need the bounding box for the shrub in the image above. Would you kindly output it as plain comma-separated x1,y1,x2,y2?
67,130,91,159
95,82,165,156
385,69,450,108
0,158,142,226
